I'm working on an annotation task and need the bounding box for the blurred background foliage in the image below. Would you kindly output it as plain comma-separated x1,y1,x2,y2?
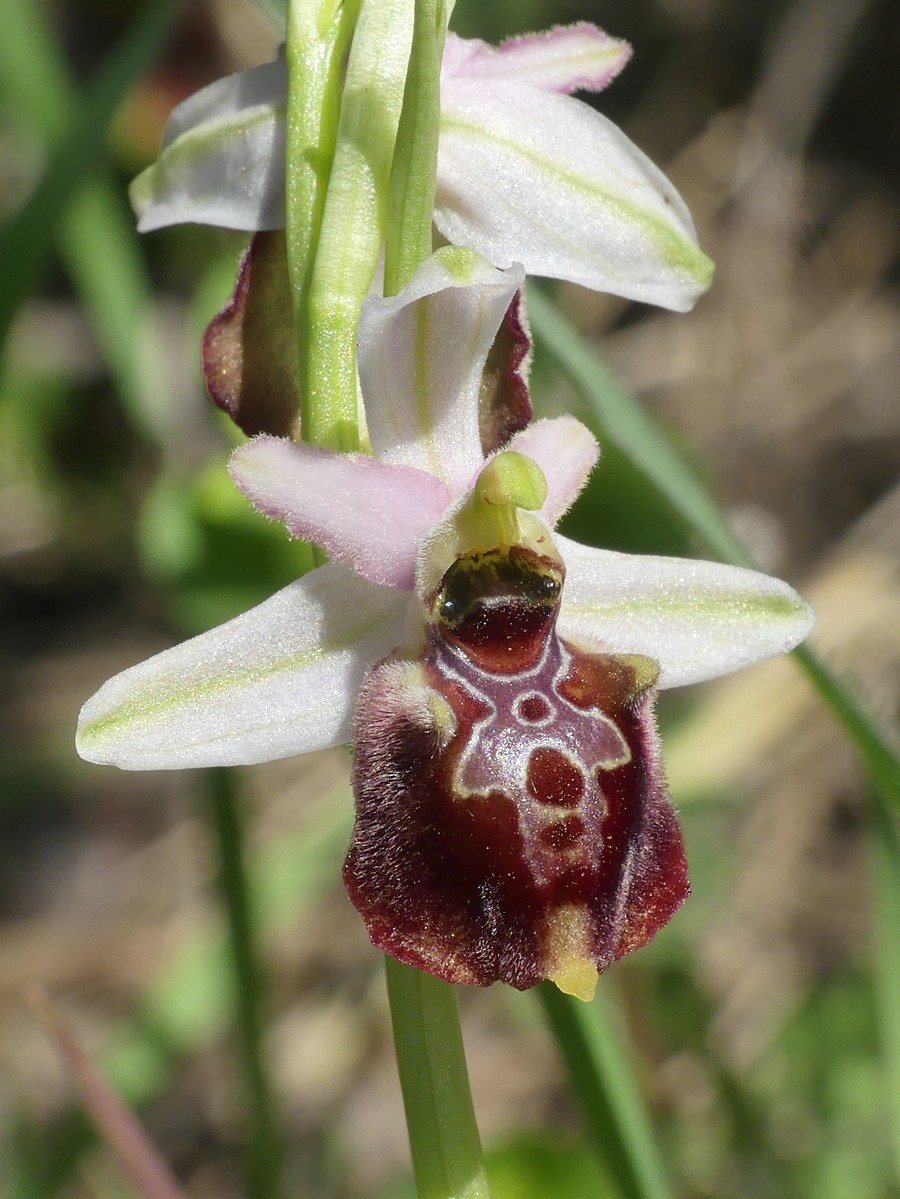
1,0,899,1196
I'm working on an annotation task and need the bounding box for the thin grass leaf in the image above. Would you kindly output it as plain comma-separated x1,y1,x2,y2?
27,988,187,1199
0,0,170,436
527,286,900,810
793,644,900,805
0,0,173,352
57,184,165,437
206,768,282,1199
110,787,352,1096
526,285,750,567
8,796,351,1196
537,983,671,1199
869,797,900,1186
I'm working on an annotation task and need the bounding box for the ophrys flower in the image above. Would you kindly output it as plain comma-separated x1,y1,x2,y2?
77,248,813,997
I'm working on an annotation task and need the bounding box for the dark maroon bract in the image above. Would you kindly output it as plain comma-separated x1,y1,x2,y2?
344,543,689,999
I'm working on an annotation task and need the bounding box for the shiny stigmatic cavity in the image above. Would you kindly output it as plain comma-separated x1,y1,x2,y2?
434,546,563,673
436,546,561,627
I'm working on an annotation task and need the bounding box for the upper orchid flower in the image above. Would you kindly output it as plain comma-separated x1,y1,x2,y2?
130,23,712,311
77,248,812,999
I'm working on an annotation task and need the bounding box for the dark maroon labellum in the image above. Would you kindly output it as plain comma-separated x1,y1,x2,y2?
343,544,689,998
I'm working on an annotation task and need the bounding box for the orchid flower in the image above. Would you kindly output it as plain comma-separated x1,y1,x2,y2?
130,23,712,311
77,248,812,1000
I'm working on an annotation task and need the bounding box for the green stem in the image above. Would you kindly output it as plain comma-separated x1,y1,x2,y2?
283,1,487,1190
206,768,281,1199
538,984,671,1199
385,959,489,1199
380,7,488,1197
382,0,447,296
304,0,415,453
284,0,361,450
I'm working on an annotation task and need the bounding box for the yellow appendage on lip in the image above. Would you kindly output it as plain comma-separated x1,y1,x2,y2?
456,450,548,554
545,904,598,1002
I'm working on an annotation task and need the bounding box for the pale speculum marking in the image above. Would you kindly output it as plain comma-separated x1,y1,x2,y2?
432,625,631,885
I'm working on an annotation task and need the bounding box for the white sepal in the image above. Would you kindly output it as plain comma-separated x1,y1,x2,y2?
557,536,815,687
130,59,287,232
77,564,407,768
436,80,713,311
359,247,525,493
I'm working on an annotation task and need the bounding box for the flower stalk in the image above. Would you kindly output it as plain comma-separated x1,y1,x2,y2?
206,768,282,1199
378,2,489,1192
284,0,360,450
386,959,490,1199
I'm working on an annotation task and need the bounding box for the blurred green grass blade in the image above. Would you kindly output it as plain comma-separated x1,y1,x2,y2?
0,0,174,350
57,184,165,435
793,644,900,804
0,0,171,435
869,797,900,1184
527,287,900,809
537,984,671,1199
0,0,69,124
107,789,352,1097
206,768,282,1199
9,795,351,1197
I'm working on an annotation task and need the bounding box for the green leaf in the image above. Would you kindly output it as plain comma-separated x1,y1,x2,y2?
0,0,174,361
0,0,173,437
538,983,671,1199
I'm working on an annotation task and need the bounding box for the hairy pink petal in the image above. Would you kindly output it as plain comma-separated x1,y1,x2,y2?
230,436,450,589
504,416,598,525
442,25,632,95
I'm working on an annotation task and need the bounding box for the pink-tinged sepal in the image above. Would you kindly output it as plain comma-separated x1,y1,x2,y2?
442,26,632,96
344,545,689,999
